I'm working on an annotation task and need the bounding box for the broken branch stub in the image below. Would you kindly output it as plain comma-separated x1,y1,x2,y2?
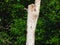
26,4,36,45
26,0,41,45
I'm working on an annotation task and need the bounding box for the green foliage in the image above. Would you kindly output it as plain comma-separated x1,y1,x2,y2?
50,36,59,43
0,0,60,45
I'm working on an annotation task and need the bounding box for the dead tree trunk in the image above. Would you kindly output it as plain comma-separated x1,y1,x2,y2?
26,0,41,45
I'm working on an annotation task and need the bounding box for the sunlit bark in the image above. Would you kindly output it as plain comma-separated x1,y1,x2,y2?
26,0,41,45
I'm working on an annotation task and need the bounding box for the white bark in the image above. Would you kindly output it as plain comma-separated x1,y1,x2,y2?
26,0,41,45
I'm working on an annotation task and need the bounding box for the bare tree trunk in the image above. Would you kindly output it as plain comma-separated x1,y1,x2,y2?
26,0,41,45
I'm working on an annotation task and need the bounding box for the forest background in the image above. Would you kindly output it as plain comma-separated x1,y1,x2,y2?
0,0,60,45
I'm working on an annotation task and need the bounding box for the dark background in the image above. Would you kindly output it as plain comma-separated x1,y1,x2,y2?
0,0,60,45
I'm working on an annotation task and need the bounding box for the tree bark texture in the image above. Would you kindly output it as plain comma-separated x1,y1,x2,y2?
26,0,41,45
